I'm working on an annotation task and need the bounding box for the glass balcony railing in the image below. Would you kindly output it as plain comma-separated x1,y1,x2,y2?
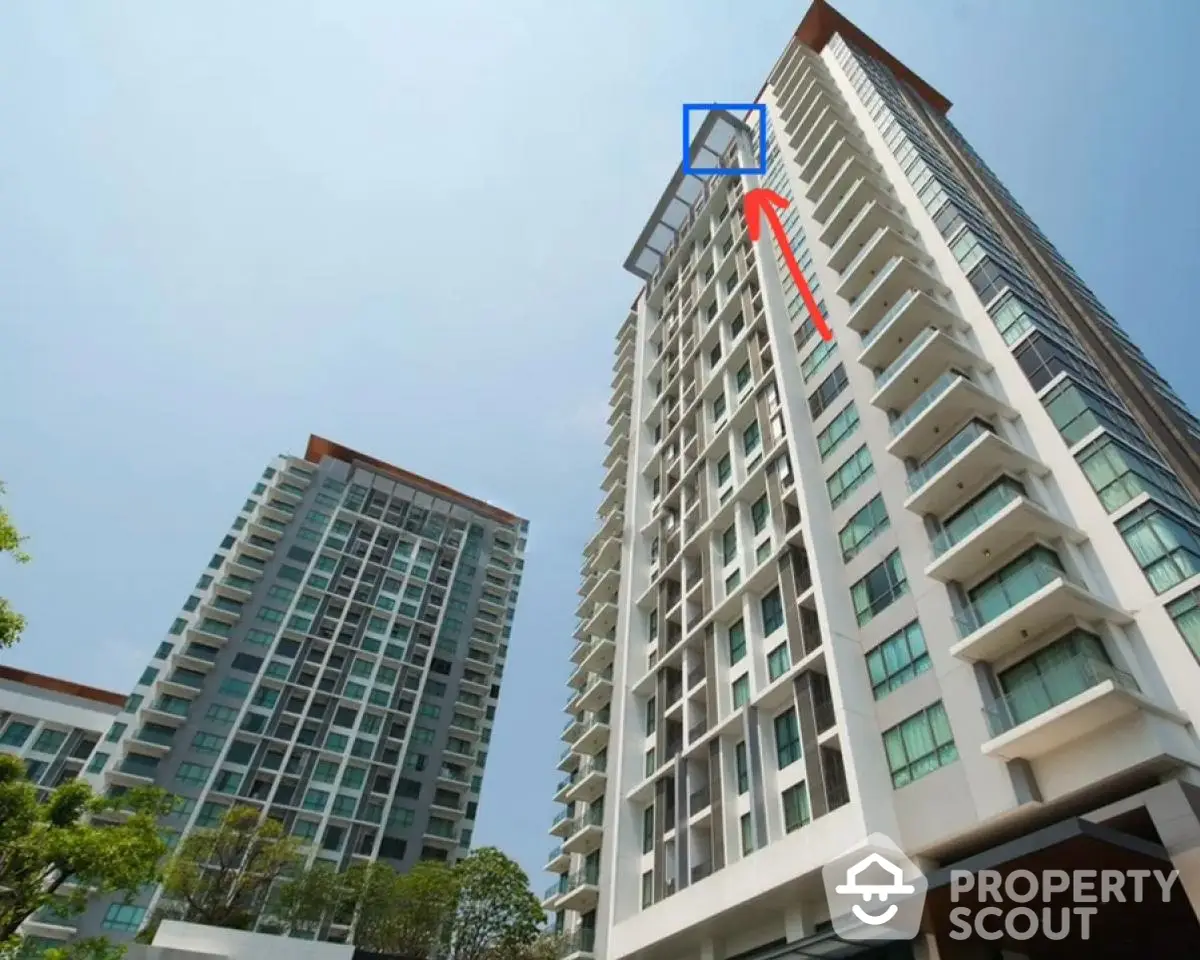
561,928,597,956
906,421,995,495
547,844,564,863
568,867,601,891
889,371,965,438
931,481,1025,558
860,289,918,353
578,755,608,777
875,326,938,390
983,651,1138,737
831,200,875,257
952,561,1067,639
545,878,569,900
552,808,573,827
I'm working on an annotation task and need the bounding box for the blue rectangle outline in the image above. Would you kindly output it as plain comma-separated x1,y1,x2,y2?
681,103,767,176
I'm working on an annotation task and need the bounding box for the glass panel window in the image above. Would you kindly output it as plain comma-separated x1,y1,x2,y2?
716,454,732,487
743,420,761,456
1078,435,1200,525
735,740,749,794
828,446,874,508
731,675,750,709
808,364,848,419
782,783,811,832
1117,503,1200,595
839,494,890,561
801,338,837,382
751,495,770,534
773,709,801,768
767,642,791,682
881,701,957,788
817,403,860,460
761,588,784,635
850,551,909,626
728,619,746,665
866,621,930,699
722,525,738,564
740,812,754,855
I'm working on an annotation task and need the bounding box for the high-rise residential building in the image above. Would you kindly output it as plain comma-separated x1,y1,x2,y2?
71,435,526,944
548,2,1200,958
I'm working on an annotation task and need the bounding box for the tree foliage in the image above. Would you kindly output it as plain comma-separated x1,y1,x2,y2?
352,859,459,957
0,482,30,650
0,754,169,955
446,847,546,960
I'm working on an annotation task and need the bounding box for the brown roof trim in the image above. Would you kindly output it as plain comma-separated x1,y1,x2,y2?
756,0,952,115
304,435,525,527
0,665,125,709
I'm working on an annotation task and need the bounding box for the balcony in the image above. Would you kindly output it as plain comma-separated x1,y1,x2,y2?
554,771,578,804
584,601,618,639
577,670,613,713
601,455,627,492
549,807,575,839
887,371,1013,460
813,155,887,225
579,634,616,675
542,879,568,909
572,708,611,756
562,712,586,744
563,805,605,856
558,868,601,914
557,745,580,773
592,535,621,573
845,256,950,334
926,483,1083,585
949,561,1132,663
545,844,571,874
805,134,867,201
566,755,608,805
828,199,909,273
793,102,849,168
870,328,981,415
857,289,964,371
607,412,630,448
905,421,1045,517
561,928,596,959
587,514,624,560
982,652,1153,761
836,227,926,303
819,176,894,248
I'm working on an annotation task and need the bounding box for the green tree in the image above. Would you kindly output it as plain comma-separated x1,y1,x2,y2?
351,859,459,957
152,806,308,933
0,482,30,650
445,847,546,960
0,754,169,956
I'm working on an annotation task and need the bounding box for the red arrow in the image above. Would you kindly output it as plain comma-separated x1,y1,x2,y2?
743,188,833,342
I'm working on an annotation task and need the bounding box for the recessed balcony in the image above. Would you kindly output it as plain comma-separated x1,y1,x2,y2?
804,134,865,199
870,329,982,414
561,929,597,960
926,483,1083,585
566,755,608,805
857,289,964,371
813,155,888,224
887,371,1013,460
558,869,601,914
949,561,1132,663
846,255,950,334
981,652,1156,761
562,806,605,856
829,199,910,274
905,421,1045,517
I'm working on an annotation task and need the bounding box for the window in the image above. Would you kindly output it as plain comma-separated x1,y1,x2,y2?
191,731,226,755
1078,435,1200,524
719,623,747,677
303,789,330,811
882,702,957,788
175,762,211,786
642,806,654,853
87,751,109,773
808,364,848,419
827,446,874,508
645,697,656,735
722,525,737,564
839,494,890,561
257,607,285,624
736,362,752,392
734,741,749,794
774,709,801,768
713,393,727,423
751,495,769,534
642,870,654,909
851,551,908,626
866,621,930,699
106,722,127,743
743,420,761,456
732,675,750,709
801,338,837,382
782,783,811,832
218,678,251,699
716,454,732,487
1168,589,1200,661
761,587,784,635
767,642,791,681
1117,503,1200,594
740,813,754,855
724,570,741,593
817,403,860,460
0,721,34,748
102,903,146,933
32,728,67,754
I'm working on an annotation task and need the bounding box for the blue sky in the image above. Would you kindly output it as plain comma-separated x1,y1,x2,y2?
1,0,1197,886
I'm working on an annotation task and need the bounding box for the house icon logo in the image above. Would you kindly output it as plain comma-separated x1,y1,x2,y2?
821,833,928,941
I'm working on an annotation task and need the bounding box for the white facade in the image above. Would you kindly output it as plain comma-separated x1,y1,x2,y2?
550,5,1200,960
